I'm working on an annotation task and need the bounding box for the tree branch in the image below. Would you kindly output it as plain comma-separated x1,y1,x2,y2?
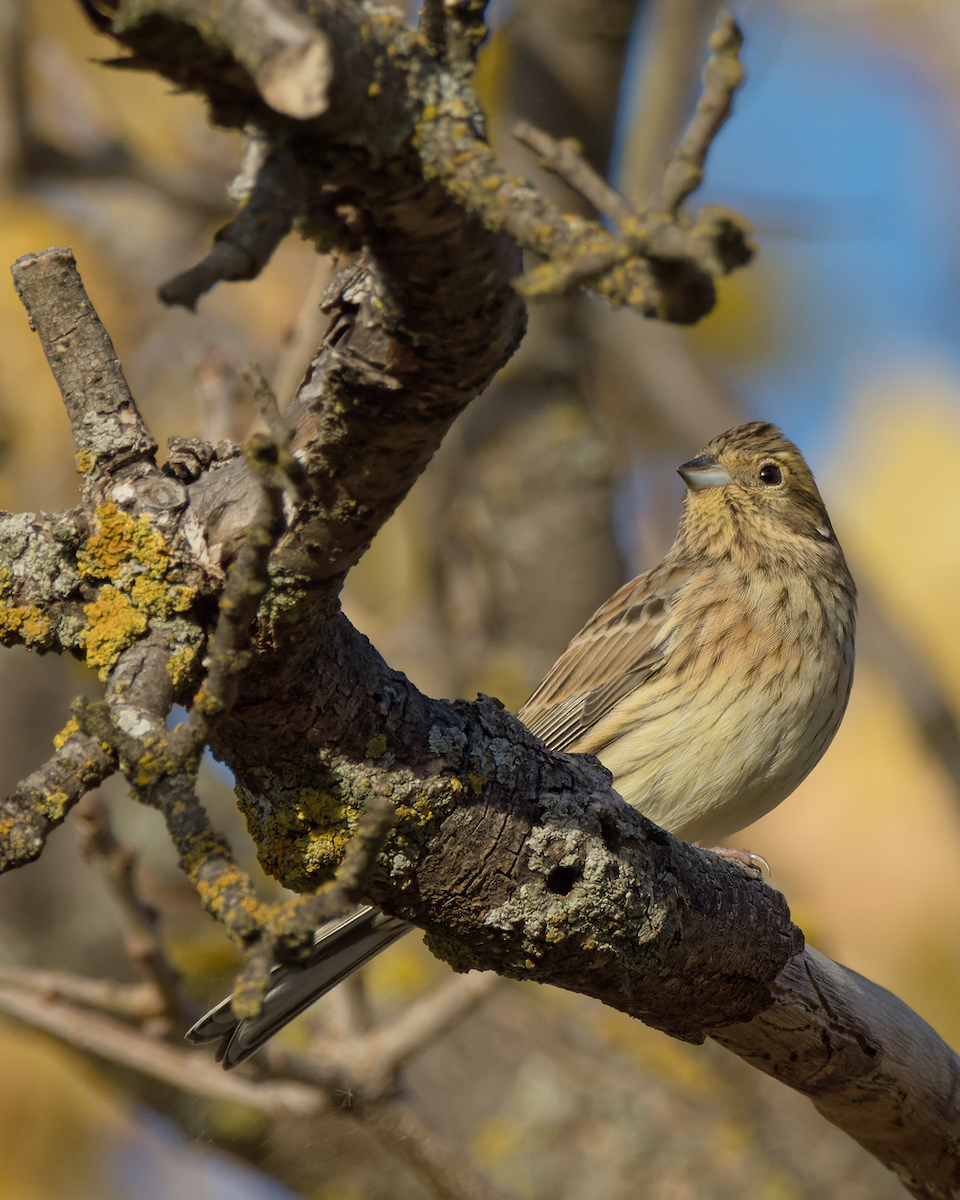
712,948,960,1200
10,247,157,488
0,961,164,1019
0,979,324,1115
75,792,185,1027
0,729,116,871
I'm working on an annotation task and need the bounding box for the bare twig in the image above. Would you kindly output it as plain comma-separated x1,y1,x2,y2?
0,962,164,1019
269,256,334,411
651,11,743,215
513,120,638,229
358,1096,521,1200
75,792,184,1026
0,981,324,1115
369,971,502,1080
241,359,284,437
159,144,306,310
273,970,500,1100
318,970,374,1040
505,13,751,304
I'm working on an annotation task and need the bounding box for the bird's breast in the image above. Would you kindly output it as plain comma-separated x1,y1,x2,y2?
576,562,854,846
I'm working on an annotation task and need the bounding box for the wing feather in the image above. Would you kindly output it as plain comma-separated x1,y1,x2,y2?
519,563,690,751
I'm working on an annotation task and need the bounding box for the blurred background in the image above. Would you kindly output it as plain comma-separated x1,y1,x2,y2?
2,0,960,1196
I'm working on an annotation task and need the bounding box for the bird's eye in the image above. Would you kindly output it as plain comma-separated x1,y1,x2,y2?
758,463,782,486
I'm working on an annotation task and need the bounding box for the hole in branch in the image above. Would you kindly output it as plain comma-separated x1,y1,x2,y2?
545,865,579,895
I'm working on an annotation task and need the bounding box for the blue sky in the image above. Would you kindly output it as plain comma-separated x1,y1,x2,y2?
616,3,960,464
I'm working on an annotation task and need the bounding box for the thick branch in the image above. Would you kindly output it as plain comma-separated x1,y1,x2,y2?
712,948,960,1200
208,612,960,1193
213,613,803,1041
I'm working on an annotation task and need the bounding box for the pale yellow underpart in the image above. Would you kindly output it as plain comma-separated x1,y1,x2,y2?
568,566,854,847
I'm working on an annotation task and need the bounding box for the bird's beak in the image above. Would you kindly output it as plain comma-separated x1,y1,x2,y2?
677,454,734,491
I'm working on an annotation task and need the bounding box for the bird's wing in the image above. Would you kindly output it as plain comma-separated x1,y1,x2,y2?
518,563,690,752
186,906,411,1069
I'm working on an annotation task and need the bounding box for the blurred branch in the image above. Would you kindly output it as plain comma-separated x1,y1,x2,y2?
271,969,502,1099
75,792,184,1027
856,589,960,797
618,0,724,205
358,1098,520,1200
366,971,503,1081
0,961,164,1018
0,963,516,1200
0,979,325,1115
0,0,26,181
269,255,335,410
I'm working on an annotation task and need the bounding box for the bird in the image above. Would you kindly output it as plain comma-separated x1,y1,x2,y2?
518,420,857,848
187,421,856,1067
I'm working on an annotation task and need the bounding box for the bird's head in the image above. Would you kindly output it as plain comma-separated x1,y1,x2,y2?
675,422,838,559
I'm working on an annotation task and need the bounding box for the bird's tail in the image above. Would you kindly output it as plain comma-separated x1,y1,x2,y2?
185,905,412,1069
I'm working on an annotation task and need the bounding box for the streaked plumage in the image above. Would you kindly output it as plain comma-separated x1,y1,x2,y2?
519,421,856,845
188,421,855,1068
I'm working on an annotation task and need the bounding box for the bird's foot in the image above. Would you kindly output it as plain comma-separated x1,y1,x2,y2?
693,844,770,875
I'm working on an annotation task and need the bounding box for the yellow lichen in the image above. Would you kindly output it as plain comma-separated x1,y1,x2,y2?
77,504,197,680
166,645,199,688
0,603,53,647
53,717,81,751
82,586,148,678
74,449,96,476
297,789,345,826
39,790,70,821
